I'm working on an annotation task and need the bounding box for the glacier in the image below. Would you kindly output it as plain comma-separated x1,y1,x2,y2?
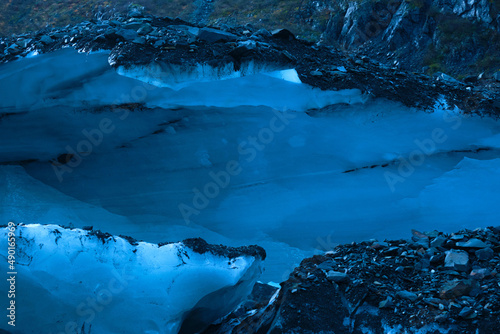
1,46,500,294
0,224,264,334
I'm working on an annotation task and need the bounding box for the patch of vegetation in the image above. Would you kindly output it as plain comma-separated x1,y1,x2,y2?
0,0,196,37
209,0,333,41
422,43,446,74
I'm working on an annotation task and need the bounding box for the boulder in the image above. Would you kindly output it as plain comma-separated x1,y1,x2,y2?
439,279,477,299
396,290,418,302
271,29,295,41
475,247,494,261
198,28,238,43
326,270,350,283
444,250,470,271
40,35,53,45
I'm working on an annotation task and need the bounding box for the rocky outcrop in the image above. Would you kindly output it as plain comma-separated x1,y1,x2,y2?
322,0,500,78
207,227,500,333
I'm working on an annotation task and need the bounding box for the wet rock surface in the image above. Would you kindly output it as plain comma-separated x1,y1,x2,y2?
207,227,500,333
1,12,499,116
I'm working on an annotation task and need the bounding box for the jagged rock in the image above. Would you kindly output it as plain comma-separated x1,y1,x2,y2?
444,250,470,271
431,236,447,248
494,72,500,82
379,296,393,308
198,27,237,43
469,268,490,280
132,36,146,44
229,41,256,60
39,35,53,44
115,28,139,41
128,4,145,18
456,238,489,248
6,44,21,55
326,270,349,283
137,23,153,35
15,38,30,48
124,21,144,30
317,259,336,271
437,72,461,85
439,279,477,299
476,247,494,261
271,29,295,41
459,307,476,319
396,290,418,302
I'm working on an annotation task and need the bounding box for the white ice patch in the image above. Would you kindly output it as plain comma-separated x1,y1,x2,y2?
264,69,302,84
116,61,302,89
0,224,263,333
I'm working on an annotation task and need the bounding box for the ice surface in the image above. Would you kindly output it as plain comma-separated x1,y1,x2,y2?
1,47,500,286
0,224,263,333
116,61,303,89
0,49,365,112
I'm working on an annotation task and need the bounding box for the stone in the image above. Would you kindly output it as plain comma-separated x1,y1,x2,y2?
396,290,418,302
124,21,144,30
6,44,21,54
456,238,488,249
436,72,460,84
317,259,336,271
431,236,446,248
434,312,449,323
132,37,146,44
15,39,30,48
115,29,139,41
104,28,118,36
463,75,478,83
379,296,393,308
198,28,237,43
493,72,500,82
271,29,295,40
475,247,494,261
444,250,469,271
326,271,349,283
229,42,256,60
415,258,430,271
171,25,199,38
413,238,430,249
430,253,445,265
154,40,165,47
439,279,476,299
253,29,271,37
423,297,439,307
40,35,53,44
458,307,475,319
137,23,153,35
128,4,144,18
310,70,323,76
469,268,490,280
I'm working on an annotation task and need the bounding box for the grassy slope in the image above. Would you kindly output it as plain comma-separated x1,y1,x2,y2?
0,0,196,36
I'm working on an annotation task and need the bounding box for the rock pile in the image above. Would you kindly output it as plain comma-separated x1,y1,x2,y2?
207,227,500,333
